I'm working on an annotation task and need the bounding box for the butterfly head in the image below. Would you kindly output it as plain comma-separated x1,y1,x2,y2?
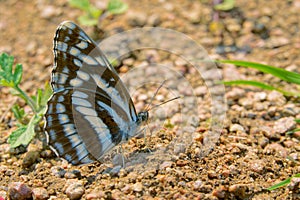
137,111,149,125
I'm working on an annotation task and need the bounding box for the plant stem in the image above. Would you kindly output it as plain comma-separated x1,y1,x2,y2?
14,85,37,113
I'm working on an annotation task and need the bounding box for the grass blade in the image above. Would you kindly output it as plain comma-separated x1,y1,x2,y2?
217,60,300,85
222,80,300,96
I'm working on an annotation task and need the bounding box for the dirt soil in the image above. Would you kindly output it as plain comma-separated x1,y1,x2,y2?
0,0,300,199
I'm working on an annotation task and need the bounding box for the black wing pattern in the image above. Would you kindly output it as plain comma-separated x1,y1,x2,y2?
44,21,139,165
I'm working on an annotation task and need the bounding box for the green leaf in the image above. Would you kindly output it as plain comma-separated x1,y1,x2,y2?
69,0,90,11
8,115,40,148
267,173,300,191
88,5,102,18
0,53,13,75
222,80,300,97
39,82,52,109
295,119,300,123
217,60,300,85
11,104,25,121
78,14,98,26
107,0,128,14
13,64,23,85
214,0,235,11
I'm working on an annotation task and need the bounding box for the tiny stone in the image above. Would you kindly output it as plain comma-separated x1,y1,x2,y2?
127,11,147,27
258,137,269,148
121,185,132,194
194,180,203,190
264,143,288,158
8,182,32,200
65,182,85,200
288,177,300,191
249,159,265,173
122,58,135,66
253,92,267,101
133,182,143,192
226,88,245,100
208,171,218,179
212,186,226,198
238,98,253,109
273,117,296,134
230,124,245,132
147,14,161,26
159,161,173,169
32,188,49,200
267,91,286,106
51,166,66,178
176,160,189,167
228,184,247,198
22,151,40,168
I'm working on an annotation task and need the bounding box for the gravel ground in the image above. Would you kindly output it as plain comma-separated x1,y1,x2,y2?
0,0,300,199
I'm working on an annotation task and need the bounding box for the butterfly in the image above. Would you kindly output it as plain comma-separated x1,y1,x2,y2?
44,21,149,165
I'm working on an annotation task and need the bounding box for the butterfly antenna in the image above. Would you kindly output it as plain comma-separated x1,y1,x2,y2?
144,80,167,111
146,96,181,112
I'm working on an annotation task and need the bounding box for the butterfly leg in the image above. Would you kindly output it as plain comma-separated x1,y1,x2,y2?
143,126,152,153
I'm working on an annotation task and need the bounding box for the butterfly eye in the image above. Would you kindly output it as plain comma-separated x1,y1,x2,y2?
137,111,149,123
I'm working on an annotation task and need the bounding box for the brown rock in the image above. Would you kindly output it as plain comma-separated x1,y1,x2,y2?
32,188,49,200
8,182,32,200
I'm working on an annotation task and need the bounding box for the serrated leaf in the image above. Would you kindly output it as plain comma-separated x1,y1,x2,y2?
217,60,300,85
13,64,23,85
78,14,98,26
8,115,40,148
107,0,128,14
69,0,90,11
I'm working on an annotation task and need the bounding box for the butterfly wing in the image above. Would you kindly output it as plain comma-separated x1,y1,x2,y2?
45,21,138,165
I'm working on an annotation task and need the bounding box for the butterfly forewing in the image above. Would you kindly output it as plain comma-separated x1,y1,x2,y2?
45,21,140,165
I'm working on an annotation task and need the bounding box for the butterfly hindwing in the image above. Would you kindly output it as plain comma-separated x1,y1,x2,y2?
45,21,139,165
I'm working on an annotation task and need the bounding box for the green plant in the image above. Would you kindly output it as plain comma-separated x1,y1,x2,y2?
218,60,300,97
69,0,128,26
214,0,235,11
266,173,300,191
0,53,52,148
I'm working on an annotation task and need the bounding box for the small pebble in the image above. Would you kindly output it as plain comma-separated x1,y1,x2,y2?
253,92,267,101
212,186,226,198
8,182,32,200
267,91,286,105
51,166,66,178
230,124,245,132
228,184,247,198
159,161,173,169
193,180,203,190
127,11,147,27
65,181,85,200
264,143,288,158
249,159,265,173
22,151,40,168
133,182,143,192
32,188,49,200
273,117,296,134
288,177,300,191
